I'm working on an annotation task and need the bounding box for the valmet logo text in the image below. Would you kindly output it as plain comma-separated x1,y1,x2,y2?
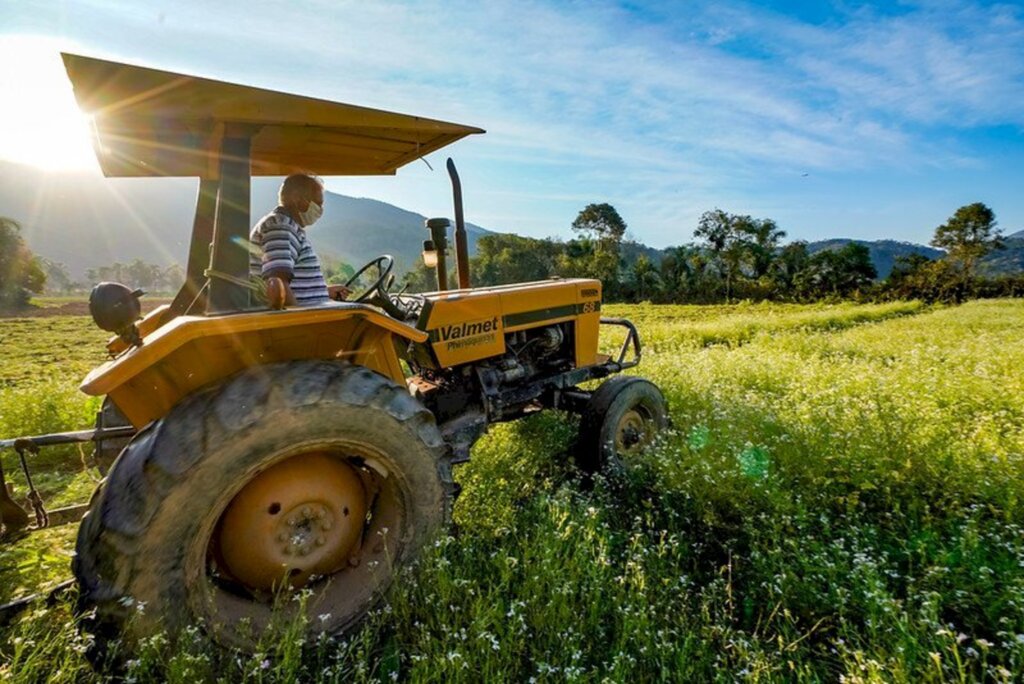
436,317,500,342
433,317,502,351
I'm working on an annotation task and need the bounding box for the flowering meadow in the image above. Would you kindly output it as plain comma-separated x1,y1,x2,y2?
2,299,1023,682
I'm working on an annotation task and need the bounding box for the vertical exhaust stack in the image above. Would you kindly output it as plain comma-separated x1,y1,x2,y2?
447,158,471,290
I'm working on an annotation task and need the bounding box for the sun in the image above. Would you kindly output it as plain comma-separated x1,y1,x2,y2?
0,35,99,172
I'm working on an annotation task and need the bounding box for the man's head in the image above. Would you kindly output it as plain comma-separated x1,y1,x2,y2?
279,173,325,227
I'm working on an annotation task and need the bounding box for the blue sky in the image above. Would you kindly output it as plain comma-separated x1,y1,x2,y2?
0,0,1022,247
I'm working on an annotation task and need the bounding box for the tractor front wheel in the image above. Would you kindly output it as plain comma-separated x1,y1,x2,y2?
74,360,453,656
577,376,669,473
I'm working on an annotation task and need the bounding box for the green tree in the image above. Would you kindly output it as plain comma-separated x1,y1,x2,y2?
321,256,356,286
564,204,628,296
628,254,660,302
659,246,692,300
560,239,621,292
472,234,560,286
795,243,877,299
887,253,933,287
880,254,979,303
126,258,162,290
658,245,723,303
0,217,46,308
740,217,786,279
931,202,1003,278
402,262,442,293
694,209,752,302
571,203,627,245
160,263,187,292
40,258,74,294
770,241,810,298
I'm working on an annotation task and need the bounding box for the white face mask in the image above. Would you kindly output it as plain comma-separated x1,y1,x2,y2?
299,200,323,227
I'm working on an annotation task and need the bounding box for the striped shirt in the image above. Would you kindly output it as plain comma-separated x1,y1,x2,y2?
249,207,329,306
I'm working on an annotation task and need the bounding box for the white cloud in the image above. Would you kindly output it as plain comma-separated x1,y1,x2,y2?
2,0,1021,243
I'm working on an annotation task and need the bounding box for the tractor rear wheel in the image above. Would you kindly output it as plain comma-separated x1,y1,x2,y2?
577,376,668,473
74,360,453,656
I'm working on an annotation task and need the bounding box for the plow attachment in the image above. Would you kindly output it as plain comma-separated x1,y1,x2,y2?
0,426,136,538
0,425,135,624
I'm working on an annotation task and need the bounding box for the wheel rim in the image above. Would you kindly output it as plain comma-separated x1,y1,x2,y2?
215,452,368,590
193,441,412,646
614,407,654,454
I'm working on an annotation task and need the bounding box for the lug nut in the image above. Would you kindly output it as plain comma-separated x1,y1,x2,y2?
301,506,311,517
320,518,333,531
316,535,326,546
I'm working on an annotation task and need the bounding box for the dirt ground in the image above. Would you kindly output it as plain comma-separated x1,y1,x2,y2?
0,298,172,319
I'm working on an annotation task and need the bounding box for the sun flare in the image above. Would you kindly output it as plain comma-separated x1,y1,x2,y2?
0,36,99,172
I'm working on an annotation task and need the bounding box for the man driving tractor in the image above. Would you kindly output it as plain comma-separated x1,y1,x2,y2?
249,173,350,306
0,54,666,660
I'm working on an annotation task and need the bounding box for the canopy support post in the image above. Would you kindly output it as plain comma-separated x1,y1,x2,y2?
207,134,253,313
169,177,219,315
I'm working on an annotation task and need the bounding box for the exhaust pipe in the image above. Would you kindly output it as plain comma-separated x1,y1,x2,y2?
446,158,471,289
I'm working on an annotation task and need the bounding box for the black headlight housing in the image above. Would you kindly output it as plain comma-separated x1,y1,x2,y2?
89,282,144,347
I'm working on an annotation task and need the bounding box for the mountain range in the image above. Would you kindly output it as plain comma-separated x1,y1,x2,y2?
0,161,492,278
1,161,1020,281
805,239,945,277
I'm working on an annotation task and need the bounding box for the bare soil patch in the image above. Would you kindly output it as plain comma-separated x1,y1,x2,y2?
0,299,172,319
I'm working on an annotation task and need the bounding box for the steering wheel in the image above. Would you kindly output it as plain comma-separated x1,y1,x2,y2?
343,255,394,303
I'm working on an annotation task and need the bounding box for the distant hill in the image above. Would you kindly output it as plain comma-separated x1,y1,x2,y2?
622,239,955,280
806,239,945,278
806,236,1024,278
0,162,492,278
981,228,1024,275
980,236,1024,276
620,240,668,265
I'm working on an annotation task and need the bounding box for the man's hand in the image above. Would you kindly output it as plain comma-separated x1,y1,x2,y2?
265,276,288,309
328,284,352,301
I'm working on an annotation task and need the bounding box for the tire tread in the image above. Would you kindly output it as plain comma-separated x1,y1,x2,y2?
74,360,452,660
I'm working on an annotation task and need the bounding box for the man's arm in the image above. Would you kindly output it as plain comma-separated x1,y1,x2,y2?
259,220,300,307
265,270,299,307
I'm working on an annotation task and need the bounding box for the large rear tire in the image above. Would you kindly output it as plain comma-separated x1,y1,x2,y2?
74,360,453,656
576,376,669,474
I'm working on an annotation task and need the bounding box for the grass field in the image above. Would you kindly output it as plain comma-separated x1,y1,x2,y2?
2,299,1023,682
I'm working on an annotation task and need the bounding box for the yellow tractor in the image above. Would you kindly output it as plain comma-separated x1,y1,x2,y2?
0,54,668,653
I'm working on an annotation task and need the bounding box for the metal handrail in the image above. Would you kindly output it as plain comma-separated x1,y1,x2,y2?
599,317,642,369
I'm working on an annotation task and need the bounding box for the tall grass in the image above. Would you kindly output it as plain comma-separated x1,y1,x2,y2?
2,300,1023,682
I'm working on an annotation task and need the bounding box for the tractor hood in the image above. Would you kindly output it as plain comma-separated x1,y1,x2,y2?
61,53,484,178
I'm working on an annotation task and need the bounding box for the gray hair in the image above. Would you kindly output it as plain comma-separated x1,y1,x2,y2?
279,173,324,204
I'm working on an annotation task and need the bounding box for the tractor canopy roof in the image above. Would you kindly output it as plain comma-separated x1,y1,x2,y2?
61,53,484,178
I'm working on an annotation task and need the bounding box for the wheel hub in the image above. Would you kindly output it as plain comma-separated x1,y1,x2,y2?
275,502,334,557
615,409,650,453
215,452,367,591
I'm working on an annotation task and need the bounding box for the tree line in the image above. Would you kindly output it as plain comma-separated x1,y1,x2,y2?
0,217,45,308
2,202,1018,310
405,201,1019,304
0,216,186,308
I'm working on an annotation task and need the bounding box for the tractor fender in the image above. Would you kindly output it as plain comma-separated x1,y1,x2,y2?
80,303,427,428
